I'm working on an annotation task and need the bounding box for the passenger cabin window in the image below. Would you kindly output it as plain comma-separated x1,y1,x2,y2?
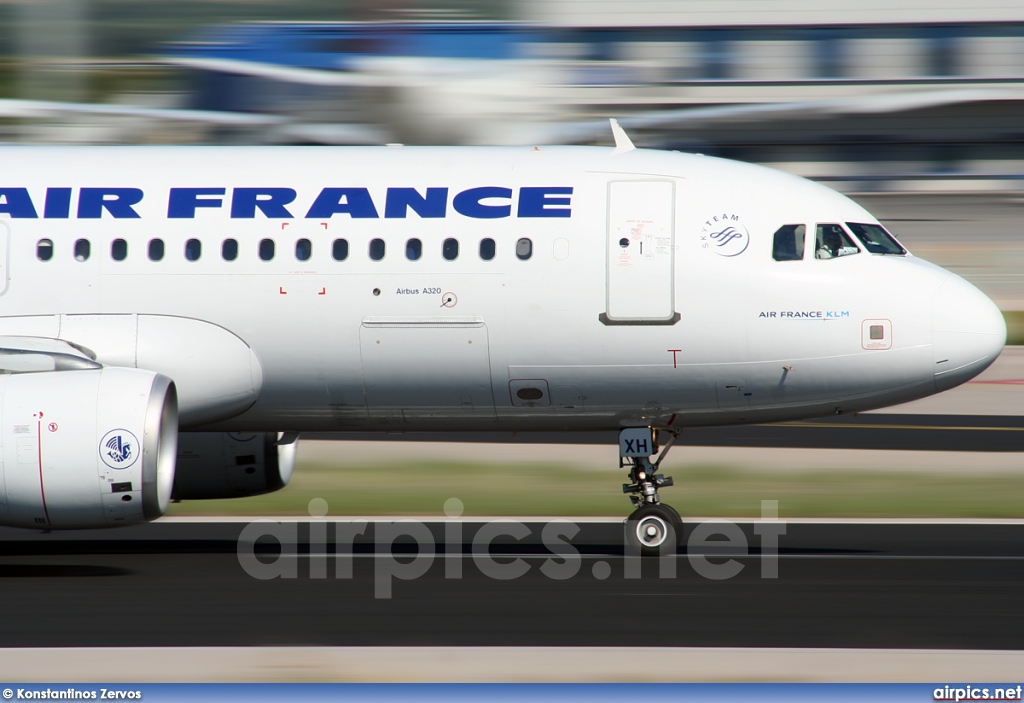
111,239,128,261
36,239,53,261
296,238,312,261
184,238,201,261
369,238,385,261
515,237,533,261
111,238,128,261
406,238,422,261
846,222,907,255
222,238,238,261
442,238,459,261
74,239,90,262
332,238,349,261
259,238,275,261
815,224,859,260
772,224,805,261
149,238,165,261
480,238,495,261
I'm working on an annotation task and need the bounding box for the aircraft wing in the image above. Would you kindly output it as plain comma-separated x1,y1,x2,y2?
538,86,1024,145
0,97,284,126
161,56,392,88
0,98,388,145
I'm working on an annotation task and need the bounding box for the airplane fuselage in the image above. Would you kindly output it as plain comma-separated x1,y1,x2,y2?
0,145,1006,435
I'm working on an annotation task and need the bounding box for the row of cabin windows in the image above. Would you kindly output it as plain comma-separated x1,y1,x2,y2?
36,237,535,263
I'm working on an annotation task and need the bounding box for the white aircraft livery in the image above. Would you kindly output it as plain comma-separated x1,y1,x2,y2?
0,124,1007,553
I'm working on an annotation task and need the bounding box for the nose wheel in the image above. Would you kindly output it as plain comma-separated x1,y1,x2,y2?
619,428,683,556
627,504,680,554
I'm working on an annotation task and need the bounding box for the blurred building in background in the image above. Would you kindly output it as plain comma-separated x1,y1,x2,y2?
2,0,1024,190
520,0,1024,189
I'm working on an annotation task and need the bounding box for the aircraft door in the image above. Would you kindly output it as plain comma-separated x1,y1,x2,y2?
602,180,678,324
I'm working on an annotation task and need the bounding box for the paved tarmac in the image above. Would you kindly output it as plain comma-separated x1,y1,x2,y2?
1,519,1021,650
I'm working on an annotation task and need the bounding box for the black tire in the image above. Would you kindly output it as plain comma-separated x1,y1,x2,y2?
659,503,684,542
625,504,680,557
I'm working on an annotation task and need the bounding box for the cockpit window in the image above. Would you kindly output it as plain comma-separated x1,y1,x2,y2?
846,222,907,255
815,224,860,260
772,224,805,261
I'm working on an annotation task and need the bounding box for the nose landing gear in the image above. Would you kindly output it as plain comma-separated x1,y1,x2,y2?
619,427,683,556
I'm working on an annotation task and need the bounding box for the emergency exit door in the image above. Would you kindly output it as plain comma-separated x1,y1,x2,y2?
602,180,677,324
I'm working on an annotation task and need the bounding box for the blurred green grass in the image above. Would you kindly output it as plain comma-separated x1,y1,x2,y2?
166,459,1024,519
1006,310,1024,346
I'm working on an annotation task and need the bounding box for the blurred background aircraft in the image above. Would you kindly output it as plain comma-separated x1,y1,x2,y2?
2,0,1024,181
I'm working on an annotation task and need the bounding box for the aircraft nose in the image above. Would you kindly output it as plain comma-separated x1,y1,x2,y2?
933,275,1006,392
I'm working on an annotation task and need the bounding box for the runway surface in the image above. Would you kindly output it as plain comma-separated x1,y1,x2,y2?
1,519,1022,650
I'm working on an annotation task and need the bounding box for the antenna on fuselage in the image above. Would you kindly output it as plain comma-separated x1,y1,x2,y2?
610,118,635,154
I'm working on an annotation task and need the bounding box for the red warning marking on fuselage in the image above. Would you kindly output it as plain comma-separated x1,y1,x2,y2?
279,287,287,295
318,288,326,295
667,349,681,368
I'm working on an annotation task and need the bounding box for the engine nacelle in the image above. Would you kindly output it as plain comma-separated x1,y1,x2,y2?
172,432,296,500
0,368,177,529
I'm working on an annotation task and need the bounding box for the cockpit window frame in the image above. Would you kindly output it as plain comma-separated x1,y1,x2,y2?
846,222,908,256
771,224,806,262
814,223,861,260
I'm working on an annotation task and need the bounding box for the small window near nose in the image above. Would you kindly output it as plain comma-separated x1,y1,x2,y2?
772,224,805,261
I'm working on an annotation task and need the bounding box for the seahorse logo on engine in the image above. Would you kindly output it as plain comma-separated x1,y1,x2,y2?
100,429,140,469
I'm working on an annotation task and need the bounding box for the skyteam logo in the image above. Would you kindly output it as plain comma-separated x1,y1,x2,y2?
100,429,139,469
700,213,750,257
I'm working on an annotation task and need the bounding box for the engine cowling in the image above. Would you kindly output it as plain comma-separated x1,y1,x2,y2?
172,432,296,500
0,368,177,529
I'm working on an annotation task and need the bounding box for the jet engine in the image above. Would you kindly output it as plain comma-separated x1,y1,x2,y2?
0,368,177,529
172,432,297,500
